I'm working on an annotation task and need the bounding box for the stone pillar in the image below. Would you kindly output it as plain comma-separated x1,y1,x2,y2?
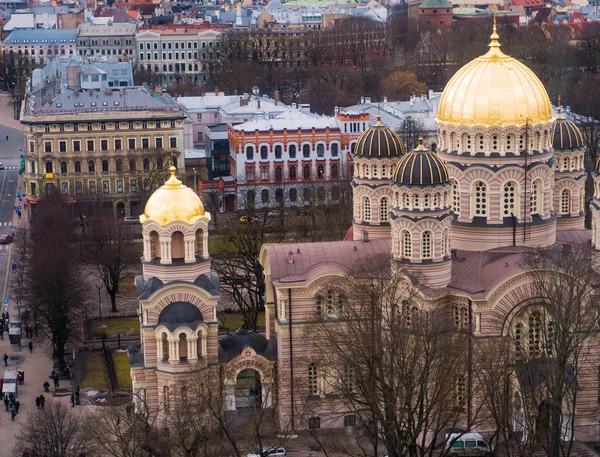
160,237,172,265
203,232,209,259
143,238,151,262
189,337,198,360
184,237,195,263
226,384,236,410
168,339,179,362
156,337,163,359
262,382,272,408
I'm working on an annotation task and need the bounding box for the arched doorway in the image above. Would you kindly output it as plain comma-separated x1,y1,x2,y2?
235,368,262,409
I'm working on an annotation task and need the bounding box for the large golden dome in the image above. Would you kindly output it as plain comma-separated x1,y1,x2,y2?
437,23,552,128
140,166,209,225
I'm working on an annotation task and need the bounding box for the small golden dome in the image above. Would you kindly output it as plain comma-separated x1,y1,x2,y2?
437,22,552,127
140,166,209,225
354,114,405,158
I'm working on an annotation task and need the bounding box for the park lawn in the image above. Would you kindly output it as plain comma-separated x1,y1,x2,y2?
80,352,109,390
219,312,265,330
112,351,132,392
118,275,138,297
91,317,140,338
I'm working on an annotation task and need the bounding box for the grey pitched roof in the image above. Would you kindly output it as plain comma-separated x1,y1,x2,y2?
3,28,77,44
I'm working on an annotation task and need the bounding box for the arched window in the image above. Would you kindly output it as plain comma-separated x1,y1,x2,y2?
157,157,163,169
380,197,389,222
60,161,67,174
528,311,542,356
421,231,432,259
303,165,311,180
562,156,569,171
261,189,269,203
317,144,324,157
424,194,430,208
260,145,268,159
502,181,518,217
331,143,339,157
403,193,410,209
402,230,411,258
530,179,542,215
442,228,450,257
88,160,95,173
473,181,488,217
164,386,170,411
362,196,371,222
45,161,53,173
274,145,282,159
74,161,81,173
317,164,325,179
246,146,254,160
455,376,465,408
413,194,420,209
143,158,150,171
302,144,311,158
515,323,522,357
331,164,339,179
560,189,571,215
316,289,344,318
116,159,123,172
288,144,296,158
506,134,514,152
129,159,136,171
372,165,378,178
453,304,468,329
102,160,109,172
476,134,484,152
308,362,319,396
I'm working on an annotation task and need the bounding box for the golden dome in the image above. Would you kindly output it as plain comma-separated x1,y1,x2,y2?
140,166,209,225
437,22,552,128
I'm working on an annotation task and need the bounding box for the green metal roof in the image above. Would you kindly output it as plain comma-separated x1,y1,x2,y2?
419,0,452,9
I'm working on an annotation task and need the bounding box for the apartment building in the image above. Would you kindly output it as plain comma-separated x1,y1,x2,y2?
21,84,186,218
135,27,222,86
1,29,77,65
77,23,137,61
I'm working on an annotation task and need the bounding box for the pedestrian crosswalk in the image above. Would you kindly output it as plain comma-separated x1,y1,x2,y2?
0,222,10,226
0,167,17,171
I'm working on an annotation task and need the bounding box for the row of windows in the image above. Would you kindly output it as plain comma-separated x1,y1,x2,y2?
355,162,394,179
139,52,215,63
514,311,553,359
246,185,343,205
44,178,142,196
245,143,339,160
398,229,450,260
246,164,339,182
394,192,449,211
440,131,551,154
42,157,166,174
139,40,219,50
37,137,177,154
557,155,584,172
32,120,178,133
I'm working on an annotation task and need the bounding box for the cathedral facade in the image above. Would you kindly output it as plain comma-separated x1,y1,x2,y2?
131,24,600,442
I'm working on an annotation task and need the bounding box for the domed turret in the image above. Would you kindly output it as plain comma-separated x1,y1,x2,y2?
141,166,209,226
351,114,405,241
354,115,404,158
390,139,453,289
435,20,556,251
393,142,449,186
553,105,586,231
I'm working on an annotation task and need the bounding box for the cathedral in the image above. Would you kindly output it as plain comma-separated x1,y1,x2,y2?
130,23,600,441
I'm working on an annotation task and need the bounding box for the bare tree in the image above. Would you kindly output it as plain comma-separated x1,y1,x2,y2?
13,401,94,457
396,117,424,152
85,213,137,313
308,255,471,457
24,192,87,372
9,227,29,316
0,50,33,119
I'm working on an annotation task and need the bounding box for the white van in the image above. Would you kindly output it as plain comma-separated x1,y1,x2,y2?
446,432,492,457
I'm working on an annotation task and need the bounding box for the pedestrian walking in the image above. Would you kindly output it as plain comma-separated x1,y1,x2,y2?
3,353,7,366
35,396,40,409
28,341,32,353
5,135,8,141
10,407,15,421
15,400,20,414
39,395,45,409
43,380,50,392
53,373,59,389
4,397,9,412
70,393,75,408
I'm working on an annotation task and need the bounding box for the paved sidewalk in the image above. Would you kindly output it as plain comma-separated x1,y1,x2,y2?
0,94,22,130
0,172,74,454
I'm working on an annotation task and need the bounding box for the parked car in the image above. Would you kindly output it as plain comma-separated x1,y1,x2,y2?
123,216,140,224
247,447,286,457
0,234,14,244
0,163,6,170
240,215,259,224
267,210,288,218
446,432,493,457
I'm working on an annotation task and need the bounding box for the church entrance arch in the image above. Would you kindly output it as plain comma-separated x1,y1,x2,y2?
235,368,262,409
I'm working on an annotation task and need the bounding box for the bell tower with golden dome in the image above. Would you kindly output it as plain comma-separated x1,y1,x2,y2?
352,114,405,240
436,20,556,250
131,166,220,414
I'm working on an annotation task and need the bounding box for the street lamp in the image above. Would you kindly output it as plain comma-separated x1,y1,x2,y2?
97,284,102,319
193,168,197,193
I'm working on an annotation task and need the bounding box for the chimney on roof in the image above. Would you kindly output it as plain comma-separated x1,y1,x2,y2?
274,90,280,105
420,93,426,100
66,65,82,91
234,90,238,95
287,251,294,264
383,96,388,104
334,106,338,113
257,100,261,109
360,97,365,104
365,97,371,104
215,86,219,95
